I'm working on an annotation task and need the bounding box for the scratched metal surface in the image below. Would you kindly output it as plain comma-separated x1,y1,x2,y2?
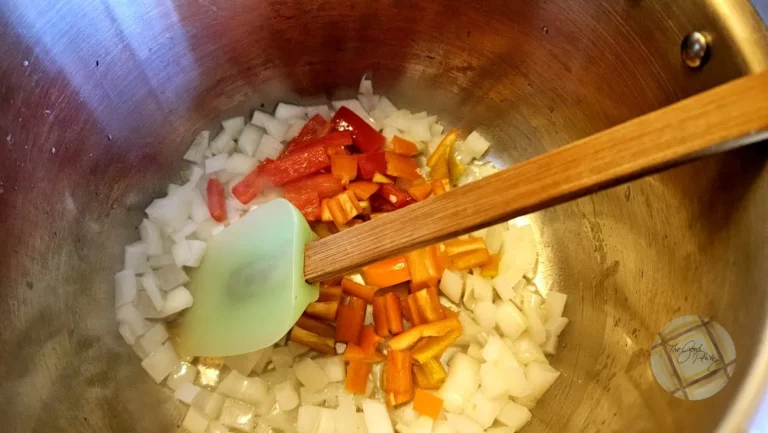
0,0,766,432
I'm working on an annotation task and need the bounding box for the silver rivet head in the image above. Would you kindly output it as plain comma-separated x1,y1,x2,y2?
681,31,710,68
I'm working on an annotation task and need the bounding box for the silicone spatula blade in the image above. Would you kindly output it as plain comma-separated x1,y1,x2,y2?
175,199,318,357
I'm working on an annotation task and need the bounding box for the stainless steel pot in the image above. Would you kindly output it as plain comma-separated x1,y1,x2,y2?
0,1,766,432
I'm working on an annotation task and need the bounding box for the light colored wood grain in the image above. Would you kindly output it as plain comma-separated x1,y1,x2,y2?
304,71,768,283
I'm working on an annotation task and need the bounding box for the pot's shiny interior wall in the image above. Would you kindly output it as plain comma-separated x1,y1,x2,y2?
0,1,766,432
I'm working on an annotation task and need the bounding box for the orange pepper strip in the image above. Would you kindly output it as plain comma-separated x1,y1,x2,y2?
413,286,444,323
331,154,358,184
359,325,384,354
412,328,463,364
327,190,362,226
296,315,336,339
388,317,462,351
413,389,444,419
450,248,491,271
384,292,404,335
407,182,433,202
400,297,414,324
362,256,411,288
405,295,425,326
431,179,451,195
406,246,442,290
385,350,414,406
347,181,380,200
442,307,459,319
290,326,335,355
385,151,422,180
391,136,420,156
443,238,488,257
480,253,501,278
412,358,447,389
304,301,339,321
372,172,394,184
335,296,368,344
341,277,379,302
372,296,391,337
426,129,458,181
343,343,386,363
345,361,372,394
318,285,343,302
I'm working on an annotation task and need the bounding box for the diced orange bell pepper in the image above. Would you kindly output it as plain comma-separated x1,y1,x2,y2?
343,343,386,363
413,286,444,323
341,277,379,302
412,358,447,389
385,350,413,406
359,325,384,354
372,172,394,184
312,221,336,238
304,301,339,321
345,361,372,394
335,296,368,344
449,156,465,185
480,253,501,278
411,328,462,364
290,326,335,354
385,151,421,180
296,315,336,339
401,297,414,323
371,295,391,337
444,237,488,256
347,181,380,200
407,182,433,202
406,246,443,290
390,136,420,157
327,190,363,225
405,295,424,326
450,248,491,271
413,389,444,419
384,292,404,335
318,285,343,302
362,256,411,288
388,317,462,351
332,154,358,184
320,199,333,222
442,307,458,319
431,179,451,195
426,129,458,181
359,200,371,215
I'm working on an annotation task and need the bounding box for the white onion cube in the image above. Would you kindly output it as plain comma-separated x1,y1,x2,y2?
439,269,464,304
190,190,211,223
321,356,346,382
439,354,480,413
114,270,137,307
118,323,137,345
218,370,269,405
495,301,528,341
183,406,210,433
158,286,194,317
270,346,294,369
124,242,148,273
238,124,265,157
139,219,163,256
219,398,256,432
545,291,567,321
175,382,202,404
295,358,329,392
275,380,299,411
298,405,323,433
134,322,169,358
473,301,496,329
225,153,258,174
362,399,394,433
141,341,179,383
116,302,152,336
155,263,189,291
496,401,531,431
172,240,207,268
184,131,211,164
205,153,230,173
307,104,331,121
275,103,308,120
254,134,284,162
148,254,175,269
167,361,198,390
222,116,246,138
139,271,165,311
463,393,505,428
444,414,483,433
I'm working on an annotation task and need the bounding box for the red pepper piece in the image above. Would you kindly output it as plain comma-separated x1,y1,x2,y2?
263,145,331,187
283,187,321,221
283,173,344,199
206,178,228,222
369,194,398,213
357,152,387,180
378,184,414,209
283,131,353,157
331,106,385,153
231,161,273,204
285,114,331,152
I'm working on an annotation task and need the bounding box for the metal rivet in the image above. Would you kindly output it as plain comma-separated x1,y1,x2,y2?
681,31,710,68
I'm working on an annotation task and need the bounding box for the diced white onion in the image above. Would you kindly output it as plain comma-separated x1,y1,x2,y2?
321,356,346,383
139,271,165,311
238,124,265,157
522,292,546,345
370,97,398,125
116,302,152,336
139,219,163,256
462,131,492,161
118,323,137,345
359,94,381,114
479,363,508,398
332,99,374,128
546,316,569,338
499,224,537,277
205,153,230,174
362,399,394,433
207,421,230,433
473,301,496,329
359,76,373,95
495,301,528,341
225,348,270,376
133,322,169,359
182,407,210,433
285,118,306,141
264,117,290,142
141,341,179,383
172,240,207,268
254,134,284,162
307,104,332,121
210,130,236,155
218,370,270,405
275,103,309,120
195,219,223,242
175,382,201,404
167,361,198,390
492,270,523,302
463,392,505,428
544,291,567,321
522,361,560,402
124,242,148,273
219,398,257,432
444,413,483,433
439,269,464,304
155,263,189,291
270,346,294,369
158,286,194,317
512,335,547,364
275,380,300,411
148,254,175,269
483,223,507,255
225,153,258,174
184,131,210,164
190,190,211,223
468,275,493,302
295,358,330,392
222,116,246,138
439,353,480,413
114,270,137,307
495,401,531,431
172,219,199,244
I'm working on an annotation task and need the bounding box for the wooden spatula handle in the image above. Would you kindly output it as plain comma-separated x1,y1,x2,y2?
304,71,768,283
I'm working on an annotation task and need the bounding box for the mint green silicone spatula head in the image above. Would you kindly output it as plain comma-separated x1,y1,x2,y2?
176,199,318,357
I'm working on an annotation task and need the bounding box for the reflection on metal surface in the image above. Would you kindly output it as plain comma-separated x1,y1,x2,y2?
0,0,767,432
681,32,711,68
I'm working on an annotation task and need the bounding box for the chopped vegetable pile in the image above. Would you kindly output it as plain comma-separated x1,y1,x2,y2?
114,76,569,433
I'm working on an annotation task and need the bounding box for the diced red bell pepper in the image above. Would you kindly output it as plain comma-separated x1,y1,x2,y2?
369,194,398,213
378,184,414,209
284,114,331,152
331,106,385,153
283,173,344,199
231,161,273,204
385,151,421,180
283,131,353,157
283,187,321,221
206,178,227,222
262,144,331,187
357,152,387,179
